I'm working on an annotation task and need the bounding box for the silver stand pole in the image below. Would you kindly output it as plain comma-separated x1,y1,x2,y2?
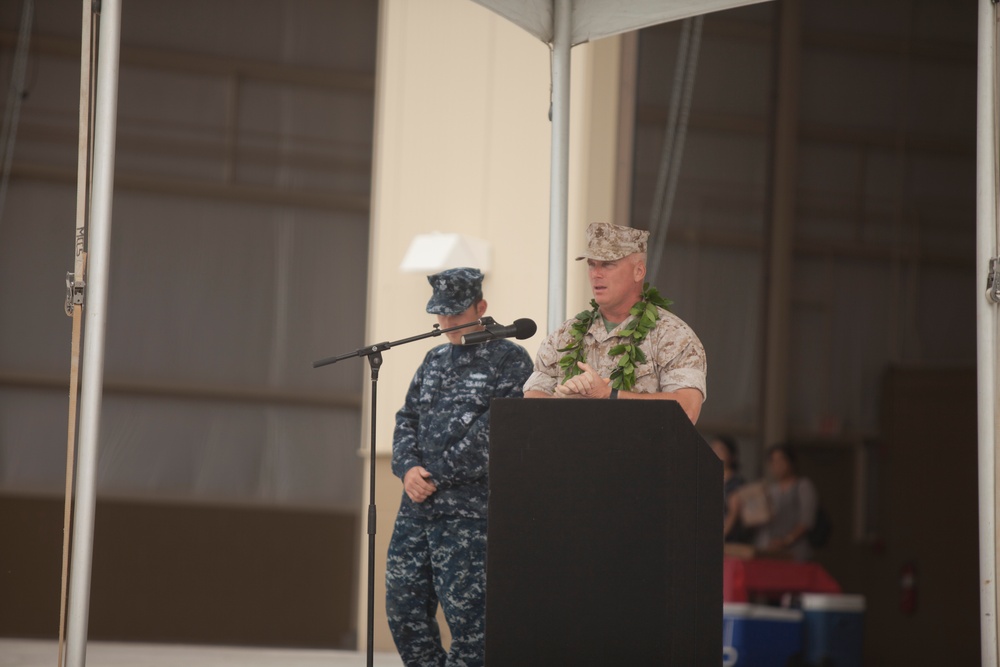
66,1,122,665
546,0,571,333
977,2,999,665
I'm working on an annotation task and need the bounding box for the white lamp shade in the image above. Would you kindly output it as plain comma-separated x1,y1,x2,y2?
399,233,493,273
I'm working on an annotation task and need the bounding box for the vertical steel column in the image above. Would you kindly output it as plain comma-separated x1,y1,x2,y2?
547,0,571,332
761,0,801,450
613,32,639,229
66,0,121,665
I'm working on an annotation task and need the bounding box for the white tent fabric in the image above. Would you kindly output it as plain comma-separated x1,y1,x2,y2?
470,0,771,46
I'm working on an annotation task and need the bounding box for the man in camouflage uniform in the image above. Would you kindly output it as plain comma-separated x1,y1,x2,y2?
523,222,706,424
386,267,533,667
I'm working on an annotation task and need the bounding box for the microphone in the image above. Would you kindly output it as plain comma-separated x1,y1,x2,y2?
461,318,537,345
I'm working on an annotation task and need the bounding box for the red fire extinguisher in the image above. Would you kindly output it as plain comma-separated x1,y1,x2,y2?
900,561,918,614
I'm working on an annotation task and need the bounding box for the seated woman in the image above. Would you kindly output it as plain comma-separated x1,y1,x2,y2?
754,443,818,561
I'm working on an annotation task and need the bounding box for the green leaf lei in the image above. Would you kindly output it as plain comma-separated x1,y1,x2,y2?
557,283,673,391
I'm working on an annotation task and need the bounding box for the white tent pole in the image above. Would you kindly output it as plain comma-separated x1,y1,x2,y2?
977,1,999,665
66,0,121,665
547,0,571,332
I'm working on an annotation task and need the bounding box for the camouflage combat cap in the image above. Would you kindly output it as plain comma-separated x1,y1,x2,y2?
575,222,649,262
426,267,484,315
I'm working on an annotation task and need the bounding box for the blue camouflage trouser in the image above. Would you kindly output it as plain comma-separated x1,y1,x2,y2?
386,513,487,667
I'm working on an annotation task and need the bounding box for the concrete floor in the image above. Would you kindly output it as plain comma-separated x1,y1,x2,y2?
0,639,405,667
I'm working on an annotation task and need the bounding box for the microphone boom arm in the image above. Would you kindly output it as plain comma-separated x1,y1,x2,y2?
312,317,495,368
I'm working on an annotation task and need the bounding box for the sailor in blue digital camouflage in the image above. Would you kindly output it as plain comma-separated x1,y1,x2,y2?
386,267,533,667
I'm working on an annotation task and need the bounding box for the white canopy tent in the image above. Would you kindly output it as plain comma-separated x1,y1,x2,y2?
67,2,775,664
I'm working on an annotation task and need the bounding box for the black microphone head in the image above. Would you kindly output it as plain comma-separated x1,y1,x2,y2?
513,318,537,340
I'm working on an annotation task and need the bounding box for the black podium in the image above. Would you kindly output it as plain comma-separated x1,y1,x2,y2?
485,399,722,666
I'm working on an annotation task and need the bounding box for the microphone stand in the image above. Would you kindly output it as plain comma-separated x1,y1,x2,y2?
312,316,495,667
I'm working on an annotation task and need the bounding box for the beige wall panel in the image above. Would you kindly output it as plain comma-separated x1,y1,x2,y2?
367,0,551,460
362,0,623,653
565,35,625,310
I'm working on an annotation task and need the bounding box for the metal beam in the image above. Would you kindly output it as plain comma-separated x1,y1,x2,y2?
9,162,370,213
613,32,639,227
635,106,975,160
0,30,375,93
702,16,976,66
0,372,362,410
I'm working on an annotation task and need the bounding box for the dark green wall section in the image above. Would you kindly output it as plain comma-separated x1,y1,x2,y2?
0,496,358,648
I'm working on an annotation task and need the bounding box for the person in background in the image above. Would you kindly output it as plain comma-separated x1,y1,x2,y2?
709,434,754,544
385,267,534,667
754,443,818,561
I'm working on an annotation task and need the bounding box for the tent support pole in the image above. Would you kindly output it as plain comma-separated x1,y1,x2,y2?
976,2,999,665
66,0,121,665
547,0,571,333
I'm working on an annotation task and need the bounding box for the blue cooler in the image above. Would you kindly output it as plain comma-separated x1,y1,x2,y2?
801,593,865,667
723,603,803,667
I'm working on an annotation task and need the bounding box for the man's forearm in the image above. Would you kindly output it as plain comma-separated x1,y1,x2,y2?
524,389,553,399
614,388,703,424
